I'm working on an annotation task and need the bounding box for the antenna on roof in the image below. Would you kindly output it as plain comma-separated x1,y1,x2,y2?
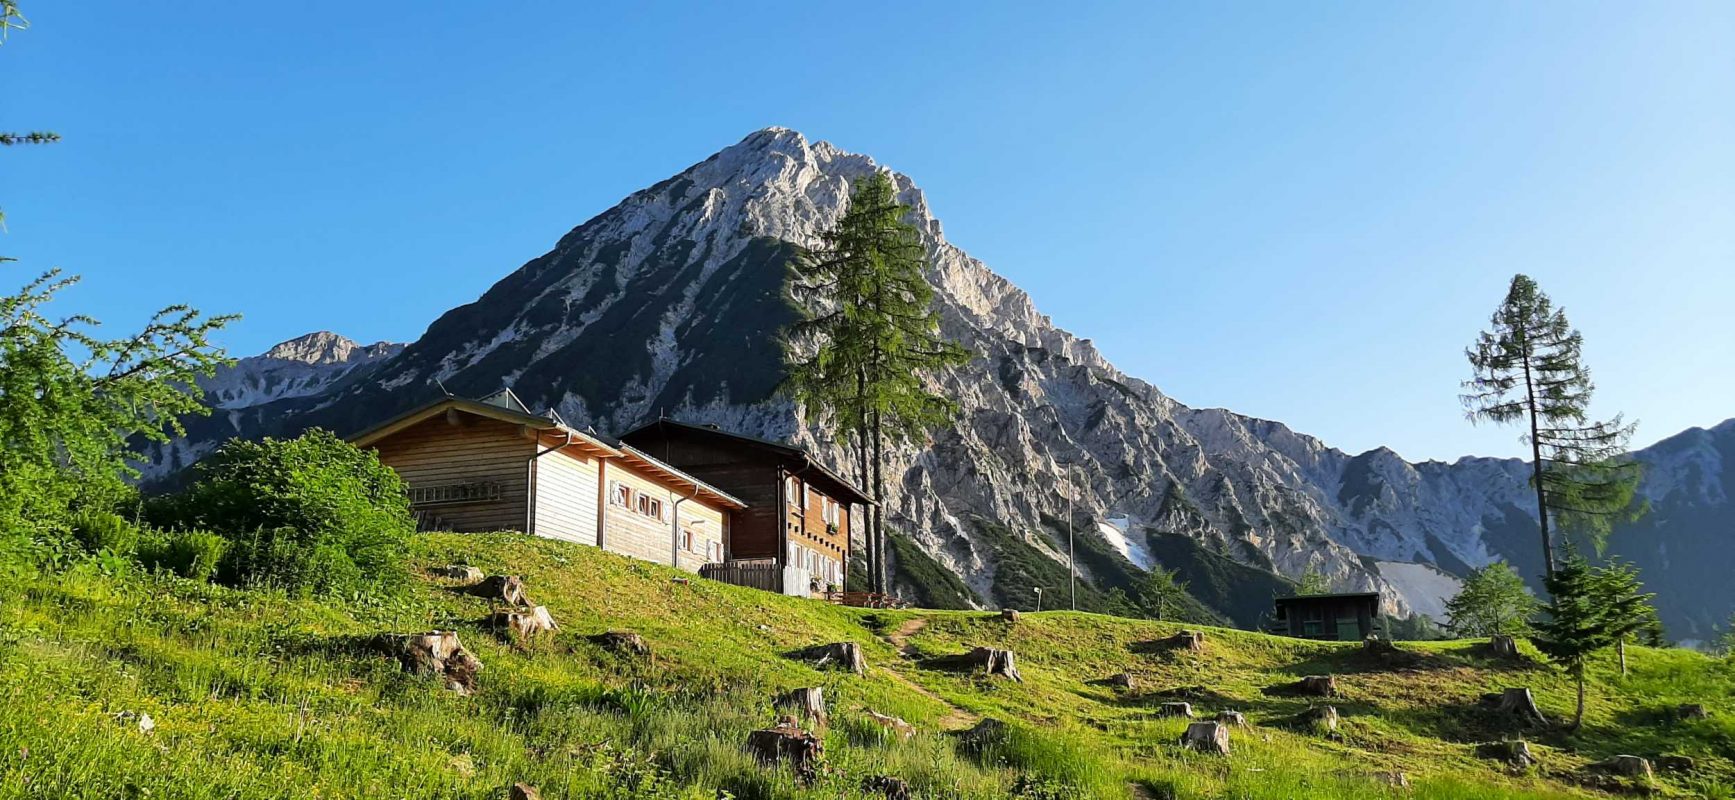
433,376,453,397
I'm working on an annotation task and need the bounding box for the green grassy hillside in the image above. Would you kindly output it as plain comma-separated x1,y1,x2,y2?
2,533,1731,799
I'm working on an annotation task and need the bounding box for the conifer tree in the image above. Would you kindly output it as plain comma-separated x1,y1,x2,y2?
1462,275,1644,578
1532,553,1654,729
785,172,969,593
1140,566,1190,622
1443,562,1538,637
1589,559,1658,677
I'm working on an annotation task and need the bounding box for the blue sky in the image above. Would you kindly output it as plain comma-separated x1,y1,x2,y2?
4,2,1731,462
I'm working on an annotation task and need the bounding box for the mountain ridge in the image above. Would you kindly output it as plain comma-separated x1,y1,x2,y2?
144,128,1734,637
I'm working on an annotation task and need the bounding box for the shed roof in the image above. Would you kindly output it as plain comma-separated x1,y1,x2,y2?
1274,592,1382,603
619,418,874,506
348,396,746,510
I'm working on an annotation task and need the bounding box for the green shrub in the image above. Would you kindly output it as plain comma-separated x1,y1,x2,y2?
137,528,228,581
151,429,414,598
69,509,142,556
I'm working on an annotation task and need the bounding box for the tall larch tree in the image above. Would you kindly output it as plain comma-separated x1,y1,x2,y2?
1461,274,1644,579
785,171,969,593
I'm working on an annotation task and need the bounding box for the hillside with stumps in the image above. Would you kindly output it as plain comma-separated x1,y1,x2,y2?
4,532,1730,799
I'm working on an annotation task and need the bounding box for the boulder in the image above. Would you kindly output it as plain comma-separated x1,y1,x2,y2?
381,631,483,695
471,574,531,606
862,776,912,800
1167,630,1206,652
746,720,824,782
1296,675,1338,697
1371,771,1410,789
1156,702,1195,719
509,783,541,800
1488,634,1520,659
589,631,650,657
797,642,865,675
1591,755,1653,779
1001,608,1021,623
1487,687,1547,727
864,710,916,741
967,647,1023,682
1476,740,1534,767
438,565,485,583
774,687,828,730
1178,721,1230,755
488,606,559,638
1295,705,1339,734
1677,703,1710,720
1214,711,1248,728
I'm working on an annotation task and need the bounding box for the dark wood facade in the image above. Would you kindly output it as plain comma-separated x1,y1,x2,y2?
1270,592,1383,641
620,419,871,590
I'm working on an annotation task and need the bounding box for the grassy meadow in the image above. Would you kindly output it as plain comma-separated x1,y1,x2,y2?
1,532,1730,799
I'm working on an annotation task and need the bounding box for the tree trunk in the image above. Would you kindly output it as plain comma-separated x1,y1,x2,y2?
1520,354,1556,579
1619,638,1627,677
1572,665,1587,731
871,408,885,594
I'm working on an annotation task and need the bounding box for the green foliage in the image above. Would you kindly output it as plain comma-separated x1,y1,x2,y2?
1532,554,1657,728
0,270,232,553
1444,562,1538,637
784,171,971,591
1461,274,1644,570
69,509,143,557
1716,614,1735,657
151,429,413,598
1296,568,1331,595
137,528,228,581
887,532,978,610
1139,565,1190,621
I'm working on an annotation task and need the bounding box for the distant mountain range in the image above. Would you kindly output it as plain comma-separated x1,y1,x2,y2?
139,129,1735,640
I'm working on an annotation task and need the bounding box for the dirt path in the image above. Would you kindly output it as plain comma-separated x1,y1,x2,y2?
875,616,978,731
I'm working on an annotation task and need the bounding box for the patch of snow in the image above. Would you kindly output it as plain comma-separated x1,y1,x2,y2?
1097,516,1154,570
1375,561,1462,620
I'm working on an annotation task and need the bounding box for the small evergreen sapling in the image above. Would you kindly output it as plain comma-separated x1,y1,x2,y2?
1531,554,1655,729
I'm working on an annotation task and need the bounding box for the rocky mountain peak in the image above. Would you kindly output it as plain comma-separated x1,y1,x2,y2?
262,331,395,366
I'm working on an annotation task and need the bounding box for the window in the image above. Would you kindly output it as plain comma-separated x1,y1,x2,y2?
786,476,801,508
610,482,631,507
683,529,696,552
637,494,664,521
822,498,840,526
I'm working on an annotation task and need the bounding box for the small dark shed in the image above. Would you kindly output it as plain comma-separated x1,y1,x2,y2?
1271,592,1383,641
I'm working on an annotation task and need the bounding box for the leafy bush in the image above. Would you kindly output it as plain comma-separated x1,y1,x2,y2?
137,528,228,581
151,429,413,598
68,509,142,556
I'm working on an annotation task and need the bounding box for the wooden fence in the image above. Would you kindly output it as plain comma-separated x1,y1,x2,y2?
700,560,800,595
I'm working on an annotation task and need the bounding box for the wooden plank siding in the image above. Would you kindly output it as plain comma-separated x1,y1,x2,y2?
601,463,727,572
370,414,534,533
530,434,602,546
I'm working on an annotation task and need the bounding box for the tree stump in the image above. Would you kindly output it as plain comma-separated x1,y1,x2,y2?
1167,630,1206,652
1476,740,1534,767
862,776,912,800
1488,634,1520,659
1490,687,1547,727
1178,721,1231,755
1591,755,1653,779
381,631,483,695
1296,675,1338,697
589,631,650,656
1371,771,1410,789
774,687,828,730
471,575,531,606
864,710,916,741
509,783,541,800
1157,702,1195,719
959,718,1010,752
1657,755,1695,773
1100,673,1135,692
1677,703,1710,720
746,721,824,782
1215,711,1248,728
1001,608,1021,623
968,647,1023,681
1295,705,1339,734
1363,635,1397,655
797,642,865,675
438,565,485,583
488,606,559,638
